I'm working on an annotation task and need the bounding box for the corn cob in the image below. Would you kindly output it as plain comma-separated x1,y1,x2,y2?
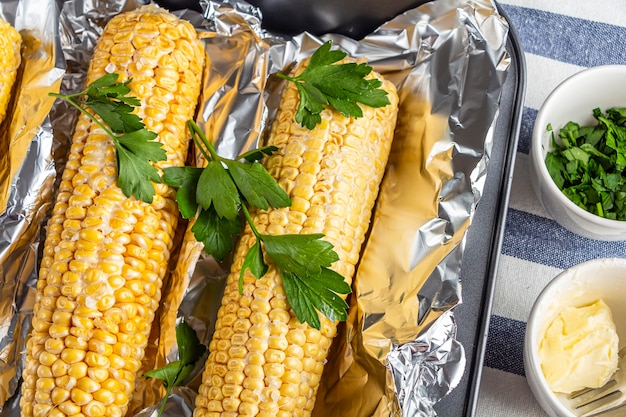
20,5,204,417
0,18,21,126
194,62,399,417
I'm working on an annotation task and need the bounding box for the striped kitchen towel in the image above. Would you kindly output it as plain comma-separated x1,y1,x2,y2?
476,1,626,416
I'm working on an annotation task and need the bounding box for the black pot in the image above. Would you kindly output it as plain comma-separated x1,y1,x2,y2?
156,0,430,39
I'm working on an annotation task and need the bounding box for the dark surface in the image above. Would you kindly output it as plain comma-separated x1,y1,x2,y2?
156,0,203,12
156,1,526,416
245,0,431,38
157,0,430,38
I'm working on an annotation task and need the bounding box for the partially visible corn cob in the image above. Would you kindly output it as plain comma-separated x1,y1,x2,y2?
20,5,204,417
194,62,399,417
0,18,21,126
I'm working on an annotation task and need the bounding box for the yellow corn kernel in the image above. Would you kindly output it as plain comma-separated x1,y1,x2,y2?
83,400,106,417
65,335,89,351
55,375,77,391
67,362,88,379
32,404,53,417
36,377,55,393
92,389,114,405
87,367,109,383
100,379,121,393
60,348,86,365
92,329,117,345
123,357,141,373
58,401,82,415
106,404,123,417
95,294,116,311
48,410,67,417
113,391,128,407
36,365,53,378
85,352,110,368
70,388,93,406
51,387,71,404
35,307,54,322
32,391,49,407
77,377,101,394
88,338,113,356
51,359,69,377
48,323,71,339
38,351,58,368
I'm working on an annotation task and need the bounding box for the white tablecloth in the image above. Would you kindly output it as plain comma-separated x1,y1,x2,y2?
475,1,626,416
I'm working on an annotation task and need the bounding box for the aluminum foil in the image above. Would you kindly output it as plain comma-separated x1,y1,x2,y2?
0,0,65,409
0,0,510,415
182,1,509,417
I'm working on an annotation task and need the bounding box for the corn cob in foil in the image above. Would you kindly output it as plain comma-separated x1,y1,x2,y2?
20,5,205,417
194,60,399,417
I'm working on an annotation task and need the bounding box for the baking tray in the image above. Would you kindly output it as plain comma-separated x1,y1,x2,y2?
160,0,527,415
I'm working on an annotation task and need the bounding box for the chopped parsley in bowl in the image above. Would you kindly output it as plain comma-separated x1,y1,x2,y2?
545,107,626,221
529,65,626,241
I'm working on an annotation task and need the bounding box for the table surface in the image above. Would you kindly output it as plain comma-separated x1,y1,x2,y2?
475,1,626,416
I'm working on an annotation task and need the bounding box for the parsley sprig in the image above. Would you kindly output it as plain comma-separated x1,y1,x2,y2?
240,211,351,329
162,120,351,329
162,120,291,260
144,321,206,417
50,73,166,203
546,107,626,220
277,40,391,130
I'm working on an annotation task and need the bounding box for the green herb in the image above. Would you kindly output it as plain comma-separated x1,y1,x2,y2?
277,40,390,130
144,321,206,417
545,107,626,220
50,73,165,203
162,120,351,330
240,211,350,329
163,120,290,261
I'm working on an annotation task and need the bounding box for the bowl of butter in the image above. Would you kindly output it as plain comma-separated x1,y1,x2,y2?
524,257,626,417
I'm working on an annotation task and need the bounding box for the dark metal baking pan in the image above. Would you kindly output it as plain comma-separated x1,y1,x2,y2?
157,1,527,415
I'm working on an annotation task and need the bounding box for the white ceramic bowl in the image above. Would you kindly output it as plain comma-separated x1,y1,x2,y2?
529,65,626,240
524,258,626,417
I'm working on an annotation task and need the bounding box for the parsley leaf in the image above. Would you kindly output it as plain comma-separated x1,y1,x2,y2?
281,272,322,329
261,233,338,276
230,183,350,328
277,40,390,130
224,159,291,210
161,121,288,263
177,320,207,369
294,83,327,129
196,161,241,220
115,129,165,203
50,73,165,203
145,362,180,389
239,145,280,163
546,107,626,220
282,268,350,329
162,166,204,220
261,233,349,329
144,320,206,417
239,239,268,293
191,207,242,261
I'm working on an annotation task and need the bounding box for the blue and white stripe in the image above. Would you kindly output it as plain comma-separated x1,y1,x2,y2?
476,2,626,416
